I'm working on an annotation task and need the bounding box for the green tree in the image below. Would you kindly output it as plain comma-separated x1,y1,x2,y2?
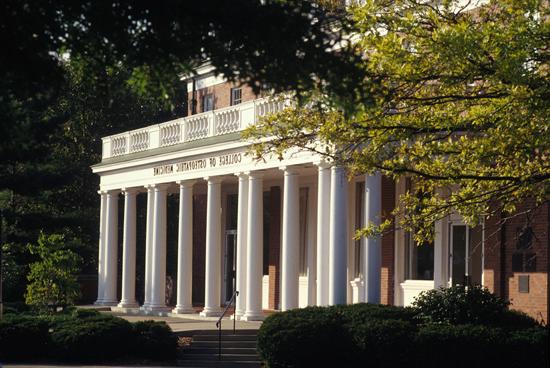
244,0,550,241
25,232,82,311
0,0,360,301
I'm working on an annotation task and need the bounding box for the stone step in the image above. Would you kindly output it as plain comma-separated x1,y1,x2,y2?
177,360,261,368
191,340,257,349
180,353,261,362
186,346,258,355
193,334,257,342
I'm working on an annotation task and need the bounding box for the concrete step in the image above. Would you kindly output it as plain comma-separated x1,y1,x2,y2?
186,347,258,355
177,360,261,368
193,334,257,342
180,353,260,362
191,340,257,349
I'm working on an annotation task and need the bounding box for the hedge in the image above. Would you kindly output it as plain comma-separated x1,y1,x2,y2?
258,303,548,368
0,310,177,363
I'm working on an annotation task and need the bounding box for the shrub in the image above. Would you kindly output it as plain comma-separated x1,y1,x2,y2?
0,314,51,361
350,318,416,367
132,321,178,361
335,302,418,324
50,315,134,362
258,306,354,368
414,323,548,368
25,232,82,311
412,285,539,328
71,308,101,319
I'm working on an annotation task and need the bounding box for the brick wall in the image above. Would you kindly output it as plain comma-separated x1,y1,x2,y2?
187,82,257,115
483,200,548,323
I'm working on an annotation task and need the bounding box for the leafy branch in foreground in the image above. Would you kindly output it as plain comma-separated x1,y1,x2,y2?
243,0,550,242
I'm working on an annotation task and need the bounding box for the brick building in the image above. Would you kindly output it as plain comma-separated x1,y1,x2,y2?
92,65,548,323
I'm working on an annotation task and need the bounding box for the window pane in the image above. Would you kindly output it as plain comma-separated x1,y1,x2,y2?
231,88,242,105
202,94,213,112
451,225,467,285
405,232,434,280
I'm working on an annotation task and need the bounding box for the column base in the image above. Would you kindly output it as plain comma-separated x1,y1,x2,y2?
172,305,195,314
101,299,119,306
141,304,171,312
241,312,265,321
117,300,139,308
231,312,244,321
199,307,223,317
93,299,104,305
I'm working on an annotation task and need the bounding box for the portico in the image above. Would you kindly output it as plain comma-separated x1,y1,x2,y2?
92,97,385,318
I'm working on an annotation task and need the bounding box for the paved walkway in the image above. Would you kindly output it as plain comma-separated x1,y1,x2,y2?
106,311,263,333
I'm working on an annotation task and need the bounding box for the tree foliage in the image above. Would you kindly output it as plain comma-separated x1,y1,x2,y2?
0,0,360,300
244,0,550,240
25,232,82,310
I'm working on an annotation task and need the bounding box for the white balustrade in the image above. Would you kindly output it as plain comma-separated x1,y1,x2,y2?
214,106,240,135
101,97,290,159
129,130,149,153
159,119,182,147
255,98,286,119
111,135,128,157
186,114,210,141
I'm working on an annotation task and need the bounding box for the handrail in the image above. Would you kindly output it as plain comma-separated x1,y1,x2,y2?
215,290,239,361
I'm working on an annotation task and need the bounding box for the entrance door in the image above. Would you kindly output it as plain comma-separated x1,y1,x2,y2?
224,230,237,303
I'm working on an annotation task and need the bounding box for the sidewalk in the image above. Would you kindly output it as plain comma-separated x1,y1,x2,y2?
106,311,263,333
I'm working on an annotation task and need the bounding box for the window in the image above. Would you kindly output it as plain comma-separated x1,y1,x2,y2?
404,177,434,280
512,226,536,273
405,232,434,280
449,224,483,286
201,93,213,112
230,87,242,105
354,181,365,278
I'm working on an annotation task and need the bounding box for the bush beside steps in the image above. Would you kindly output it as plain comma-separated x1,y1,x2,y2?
0,308,177,363
258,286,548,368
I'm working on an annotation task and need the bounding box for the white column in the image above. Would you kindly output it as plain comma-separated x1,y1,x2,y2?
234,173,249,320
329,166,348,305
281,166,300,311
173,181,195,314
149,184,169,310
118,188,138,308
95,191,107,305
316,163,331,306
200,177,223,317
364,172,382,303
103,190,120,305
141,185,155,309
242,172,264,321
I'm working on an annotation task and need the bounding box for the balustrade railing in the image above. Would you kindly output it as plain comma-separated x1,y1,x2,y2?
102,97,289,159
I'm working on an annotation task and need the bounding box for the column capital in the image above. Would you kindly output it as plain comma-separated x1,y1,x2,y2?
234,172,249,179
121,187,139,195
314,159,332,170
204,176,223,184
176,180,196,188
106,189,121,196
279,165,300,175
245,170,264,180
97,190,107,196
153,183,171,192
